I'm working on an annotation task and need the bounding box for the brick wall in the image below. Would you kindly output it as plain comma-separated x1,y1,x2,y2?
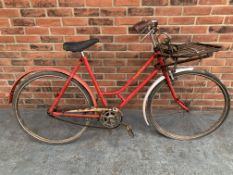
0,0,233,108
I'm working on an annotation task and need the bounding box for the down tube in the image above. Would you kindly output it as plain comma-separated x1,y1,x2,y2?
119,68,159,108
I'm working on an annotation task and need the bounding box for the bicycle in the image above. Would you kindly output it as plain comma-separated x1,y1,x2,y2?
9,20,230,144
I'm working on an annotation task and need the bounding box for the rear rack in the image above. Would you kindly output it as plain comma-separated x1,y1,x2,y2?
160,42,222,60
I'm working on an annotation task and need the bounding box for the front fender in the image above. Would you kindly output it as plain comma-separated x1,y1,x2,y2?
8,67,97,107
142,67,194,126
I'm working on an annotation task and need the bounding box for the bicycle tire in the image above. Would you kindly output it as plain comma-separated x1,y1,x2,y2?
145,70,230,140
12,71,94,144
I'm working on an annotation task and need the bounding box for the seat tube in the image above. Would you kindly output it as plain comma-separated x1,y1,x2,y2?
82,53,108,107
48,59,82,113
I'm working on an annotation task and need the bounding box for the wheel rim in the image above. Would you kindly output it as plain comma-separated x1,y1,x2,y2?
14,73,92,144
148,71,229,140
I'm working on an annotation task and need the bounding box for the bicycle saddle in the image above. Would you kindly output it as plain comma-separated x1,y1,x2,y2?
63,38,99,52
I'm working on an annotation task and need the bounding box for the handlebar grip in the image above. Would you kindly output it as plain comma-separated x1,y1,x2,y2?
133,20,158,33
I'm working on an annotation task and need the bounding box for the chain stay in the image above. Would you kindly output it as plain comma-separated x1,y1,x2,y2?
51,107,122,129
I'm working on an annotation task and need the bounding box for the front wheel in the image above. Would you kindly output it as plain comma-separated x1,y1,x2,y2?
12,71,94,144
145,70,230,140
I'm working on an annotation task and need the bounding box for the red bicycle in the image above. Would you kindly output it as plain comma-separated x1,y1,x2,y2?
9,20,230,144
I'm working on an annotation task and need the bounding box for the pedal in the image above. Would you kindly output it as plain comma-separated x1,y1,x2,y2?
122,123,134,138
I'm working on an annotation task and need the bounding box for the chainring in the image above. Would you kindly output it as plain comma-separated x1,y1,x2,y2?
100,109,123,129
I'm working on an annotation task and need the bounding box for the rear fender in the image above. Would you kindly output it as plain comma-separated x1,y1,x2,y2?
8,67,97,107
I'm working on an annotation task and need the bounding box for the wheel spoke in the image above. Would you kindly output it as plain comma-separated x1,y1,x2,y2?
148,71,229,140
13,72,93,144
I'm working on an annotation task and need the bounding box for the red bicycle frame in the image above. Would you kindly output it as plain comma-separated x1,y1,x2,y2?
49,51,189,118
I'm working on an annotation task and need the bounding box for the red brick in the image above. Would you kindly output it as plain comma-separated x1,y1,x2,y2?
50,28,75,35
0,9,19,17
89,18,113,25
215,52,233,58
21,9,46,17
36,18,61,26
219,35,233,42
181,26,207,34
115,35,139,42
91,52,115,58
212,67,233,73
196,17,224,25
225,59,233,66
105,74,126,80
128,44,152,51
21,52,66,59
192,35,218,42
31,0,57,7
0,60,11,66
115,17,140,25
222,74,233,80
209,26,233,33
102,27,127,34
115,0,139,6
63,18,88,26
156,7,182,16
4,0,30,7
104,44,127,51
16,36,40,43
58,0,84,7
142,0,168,6
171,35,191,42
3,67,25,73
201,59,225,66
196,17,223,24
183,7,211,15
5,44,29,51
64,36,89,42
30,44,53,51
171,0,197,5
12,19,35,26
101,8,126,16
25,28,49,35
0,36,15,43
212,7,233,15
90,35,113,43
0,52,20,58
74,8,99,16
41,36,63,43
128,8,154,16
1,28,24,35
199,0,227,4
168,17,195,25
0,19,10,27
47,9,73,17
225,16,233,24
76,27,100,34
86,0,112,7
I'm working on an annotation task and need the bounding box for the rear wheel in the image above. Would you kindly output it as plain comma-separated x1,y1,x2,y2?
12,71,94,144
146,70,230,140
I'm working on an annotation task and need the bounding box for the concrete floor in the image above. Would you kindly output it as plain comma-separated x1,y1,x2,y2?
0,109,233,175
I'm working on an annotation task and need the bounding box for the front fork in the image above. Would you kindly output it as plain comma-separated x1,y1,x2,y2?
162,68,190,112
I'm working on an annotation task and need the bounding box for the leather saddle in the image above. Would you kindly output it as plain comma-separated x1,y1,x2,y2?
63,38,99,52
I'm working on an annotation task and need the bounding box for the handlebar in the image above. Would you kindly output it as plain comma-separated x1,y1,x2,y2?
133,19,158,33
133,19,172,54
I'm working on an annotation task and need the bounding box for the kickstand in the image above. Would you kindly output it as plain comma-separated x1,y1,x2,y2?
121,123,134,138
